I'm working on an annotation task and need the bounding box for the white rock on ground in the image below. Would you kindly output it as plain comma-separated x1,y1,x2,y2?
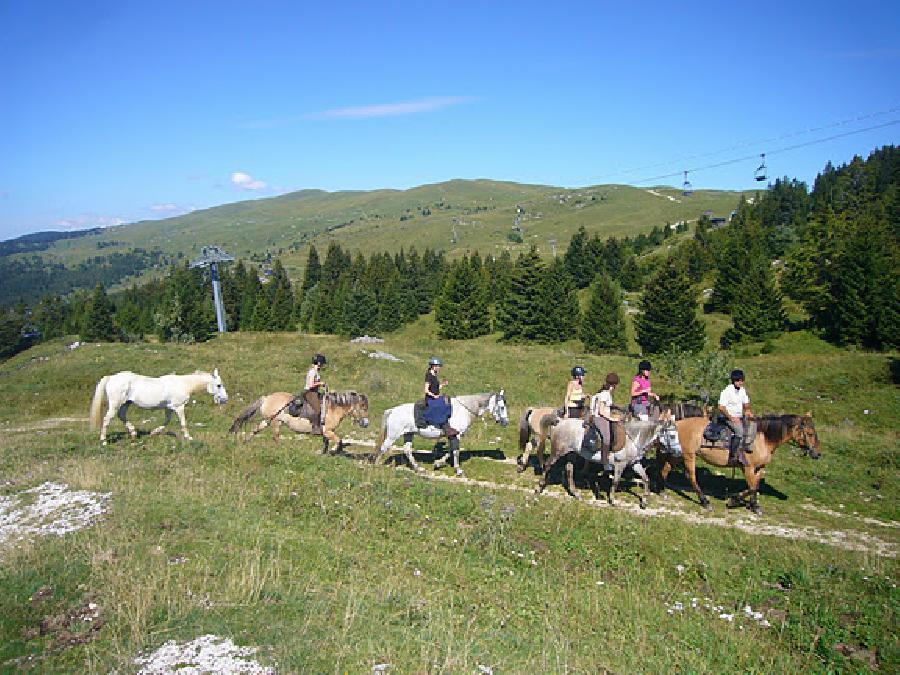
134,634,274,674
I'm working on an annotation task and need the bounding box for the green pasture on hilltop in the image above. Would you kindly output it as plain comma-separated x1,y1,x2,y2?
19,180,746,283
0,328,897,672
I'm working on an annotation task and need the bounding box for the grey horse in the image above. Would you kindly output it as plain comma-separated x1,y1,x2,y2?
536,412,674,508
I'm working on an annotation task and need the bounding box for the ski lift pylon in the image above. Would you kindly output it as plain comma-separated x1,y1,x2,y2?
682,170,693,197
754,153,768,182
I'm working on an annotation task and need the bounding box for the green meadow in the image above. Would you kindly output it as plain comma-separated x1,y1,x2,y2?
0,323,896,672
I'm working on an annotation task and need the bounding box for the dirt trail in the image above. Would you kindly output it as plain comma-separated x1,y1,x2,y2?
4,417,88,433
351,439,898,559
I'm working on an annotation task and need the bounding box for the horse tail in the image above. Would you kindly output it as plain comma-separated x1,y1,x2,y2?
230,397,263,434
518,408,534,451
377,408,391,450
89,376,110,431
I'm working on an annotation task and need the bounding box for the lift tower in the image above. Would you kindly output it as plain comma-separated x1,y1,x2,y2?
189,245,235,333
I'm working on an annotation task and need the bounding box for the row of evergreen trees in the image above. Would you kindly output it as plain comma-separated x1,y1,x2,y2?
1,145,895,361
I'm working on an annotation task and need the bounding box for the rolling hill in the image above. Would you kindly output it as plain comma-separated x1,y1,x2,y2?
4,180,748,302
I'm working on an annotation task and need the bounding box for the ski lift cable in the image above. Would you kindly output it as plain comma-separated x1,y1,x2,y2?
629,118,900,186
588,106,900,182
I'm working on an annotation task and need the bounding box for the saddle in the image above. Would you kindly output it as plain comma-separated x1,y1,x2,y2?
701,420,757,466
414,397,457,436
287,393,325,424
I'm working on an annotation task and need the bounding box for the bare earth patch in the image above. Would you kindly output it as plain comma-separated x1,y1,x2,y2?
0,482,111,556
134,634,274,674
3,417,88,433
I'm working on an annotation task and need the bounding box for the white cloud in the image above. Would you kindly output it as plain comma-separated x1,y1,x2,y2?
55,214,126,230
230,171,267,190
310,96,474,120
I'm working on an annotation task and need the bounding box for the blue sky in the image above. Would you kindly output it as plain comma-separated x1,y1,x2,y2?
1,1,898,239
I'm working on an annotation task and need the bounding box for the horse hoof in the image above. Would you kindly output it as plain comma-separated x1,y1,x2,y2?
516,464,526,474
701,501,712,511
750,504,763,516
455,469,464,477
725,497,739,509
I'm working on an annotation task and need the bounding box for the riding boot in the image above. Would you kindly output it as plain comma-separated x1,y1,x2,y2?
311,419,323,435
600,444,611,472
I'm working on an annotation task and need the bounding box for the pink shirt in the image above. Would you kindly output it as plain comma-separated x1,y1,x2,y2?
632,374,650,403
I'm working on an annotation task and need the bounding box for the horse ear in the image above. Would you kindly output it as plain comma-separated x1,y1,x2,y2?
213,368,219,377
499,389,504,397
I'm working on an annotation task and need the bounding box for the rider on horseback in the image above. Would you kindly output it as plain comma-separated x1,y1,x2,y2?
565,366,587,419
303,353,327,435
630,360,659,420
421,357,453,432
718,369,754,456
590,372,624,470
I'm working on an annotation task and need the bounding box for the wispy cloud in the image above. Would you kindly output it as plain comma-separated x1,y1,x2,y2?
148,203,196,217
55,214,126,230
311,96,474,120
230,171,267,190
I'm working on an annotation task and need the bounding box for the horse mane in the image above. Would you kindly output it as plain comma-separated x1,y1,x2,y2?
455,393,493,409
325,391,368,408
756,414,804,442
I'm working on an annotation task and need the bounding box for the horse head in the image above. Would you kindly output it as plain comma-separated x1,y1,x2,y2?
794,411,821,459
350,393,370,428
489,390,509,427
330,392,369,428
208,368,229,404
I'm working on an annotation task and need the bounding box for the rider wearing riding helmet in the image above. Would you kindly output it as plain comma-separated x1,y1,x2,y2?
630,360,659,420
304,353,327,435
565,366,587,419
718,369,754,454
423,356,453,429
591,372,623,470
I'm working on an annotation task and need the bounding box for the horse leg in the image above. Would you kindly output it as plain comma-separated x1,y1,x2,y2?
563,459,580,499
100,403,118,445
174,405,192,441
536,451,558,494
116,403,137,439
402,433,422,472
683,453,710,510
656,456,673,496
322,425,338,454
632,462,651,510
150,409,173,436
535,436,546,475
271,417,282,442
449,436,462,477
517,439,532,473
608,463,623,506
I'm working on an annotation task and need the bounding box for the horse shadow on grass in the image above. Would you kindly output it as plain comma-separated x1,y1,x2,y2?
655,463,789,505
539,452,650,500
331,440,506,470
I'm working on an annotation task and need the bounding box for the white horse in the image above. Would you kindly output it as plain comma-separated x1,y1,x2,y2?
90,369,228,445
537,412,674,508
374,392,509,475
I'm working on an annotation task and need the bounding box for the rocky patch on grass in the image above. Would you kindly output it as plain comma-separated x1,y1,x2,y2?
133,634,274,674
0,482,111,556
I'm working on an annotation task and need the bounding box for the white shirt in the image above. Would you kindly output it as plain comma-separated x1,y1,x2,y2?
591,390,614,417
718,383,749,418
305,366,320,390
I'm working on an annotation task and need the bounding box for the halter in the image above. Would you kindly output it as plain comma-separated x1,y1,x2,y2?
454,393,505,425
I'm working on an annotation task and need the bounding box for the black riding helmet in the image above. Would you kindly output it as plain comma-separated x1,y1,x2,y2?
312,353,327,365
730,369,745,382
572,366,586,377
638,360,651,372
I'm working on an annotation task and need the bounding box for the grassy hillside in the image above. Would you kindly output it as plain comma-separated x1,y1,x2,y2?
26,180,746,283
0,326,896,672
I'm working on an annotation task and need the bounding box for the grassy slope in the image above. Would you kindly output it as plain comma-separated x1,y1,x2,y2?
0,328,896,672
31,180,746,282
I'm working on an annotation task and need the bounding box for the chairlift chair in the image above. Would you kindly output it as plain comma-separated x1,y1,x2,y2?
754,153,768,182
682,170,693,197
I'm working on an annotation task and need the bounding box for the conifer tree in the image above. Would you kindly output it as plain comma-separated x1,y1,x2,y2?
81,283,119,342
33,294,69,341
267,259,295,330
435,256,492,339
619,255,643,291
580,273,627,353
341,281,379,337
238,266,262,331
564,225,593,288
0,308,26,360
498,247,547,342
300,244,321,296
720,258,786,347
635,259,705,354
536,257,580,343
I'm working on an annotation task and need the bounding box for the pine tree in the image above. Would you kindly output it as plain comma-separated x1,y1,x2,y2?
536,257,580,343
498,247,547,342
721,258,786,347
580,273,627,353
0,308,26,360
619,255,643,291
563,225,593,288
81,283,119,342
341,281,379,337
435,256,492,339
267,259,295,330
33,294,69,341
635,259,705,354
300,244,321,296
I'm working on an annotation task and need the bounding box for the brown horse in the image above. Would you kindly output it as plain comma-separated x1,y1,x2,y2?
656,412,821,515
229,391,369,453
516,406,561,473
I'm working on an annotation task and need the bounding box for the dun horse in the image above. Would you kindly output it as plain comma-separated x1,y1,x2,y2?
656,412,821,514
90,369,228,444
229,391,369,454
516,406,560,473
